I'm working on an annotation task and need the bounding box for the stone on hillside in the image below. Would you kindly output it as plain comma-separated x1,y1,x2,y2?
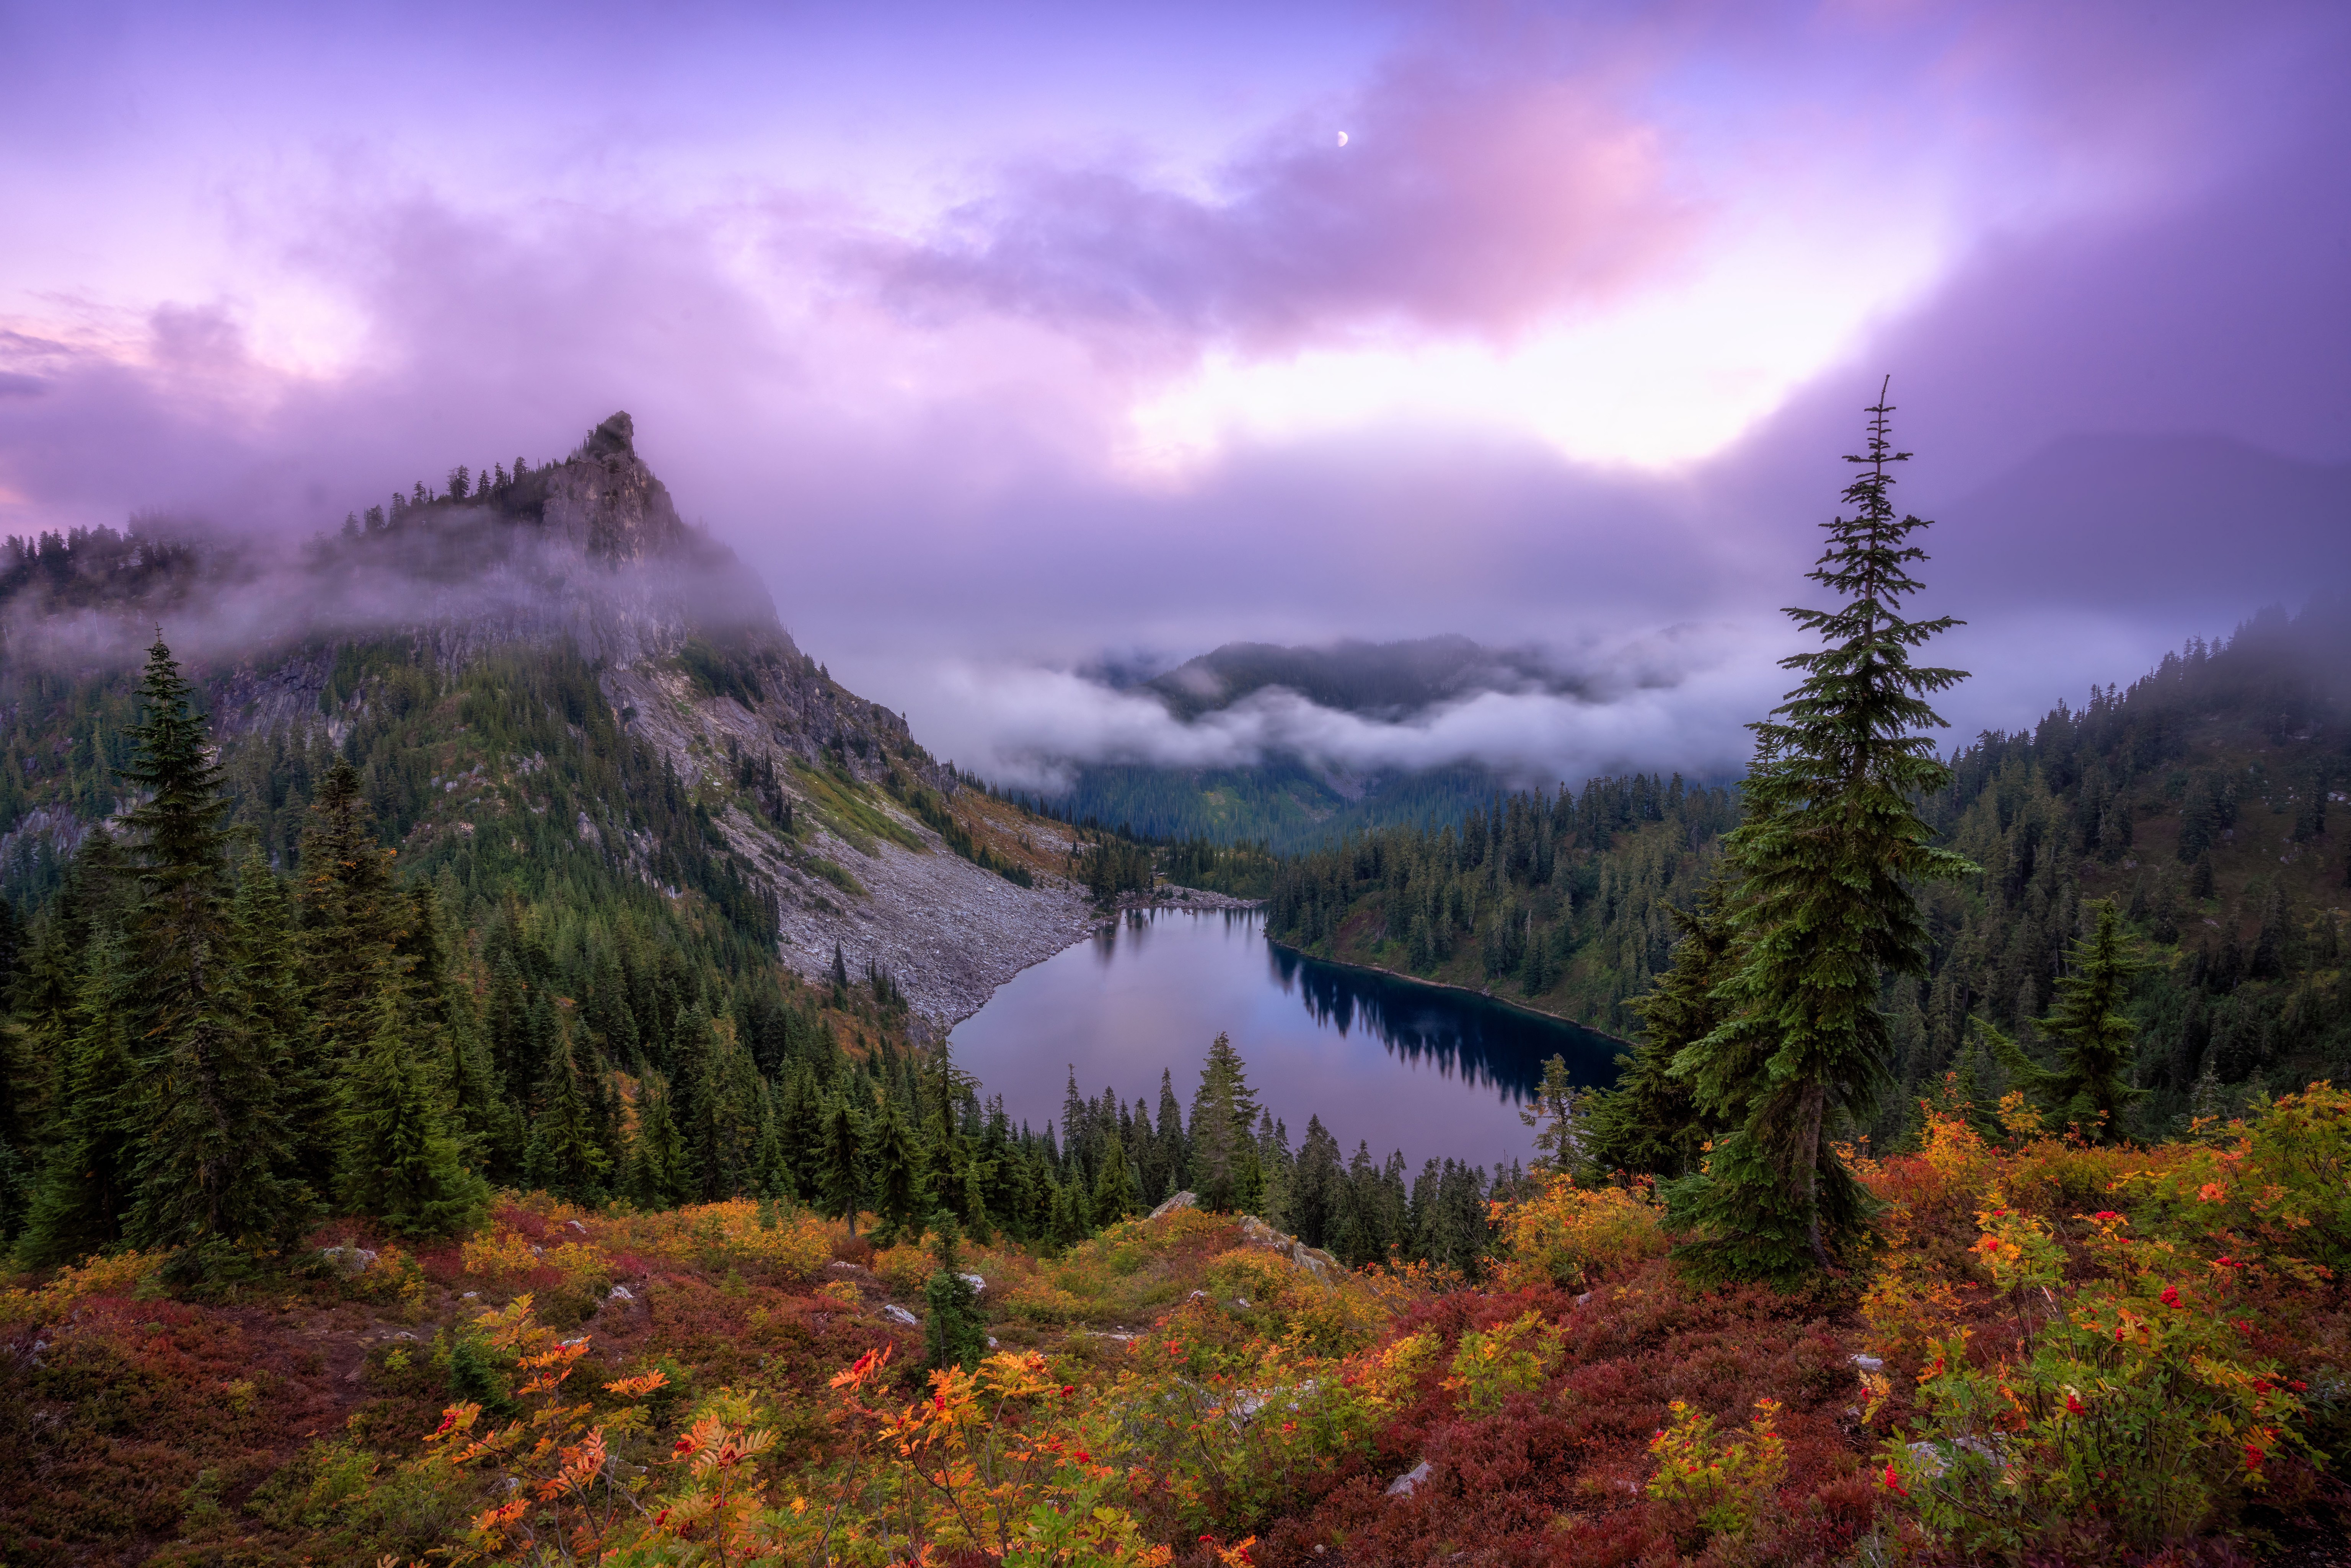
1386,1460,1433,1497
1150,1191,1198,1219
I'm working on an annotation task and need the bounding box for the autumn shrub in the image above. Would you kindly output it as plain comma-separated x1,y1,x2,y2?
1442,1309,1565,1413
870,1239,934,1296
1490,1175,1667,1291
599,1198,834,1280
404,1295,675,1560
0,1248,160,1330
1004,1209,1239,1324
1645,1395,1787,1541
1881,1196,2322,1557
459,1223,541,1283
783,1344,1176,1563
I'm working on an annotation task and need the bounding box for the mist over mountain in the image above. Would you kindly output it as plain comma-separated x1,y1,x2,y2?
0,412,778,678
1143,635,1583,722
0,416,1114,1025
984,630,1752,849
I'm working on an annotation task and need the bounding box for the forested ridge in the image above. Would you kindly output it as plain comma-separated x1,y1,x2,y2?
1259,598,2351,1146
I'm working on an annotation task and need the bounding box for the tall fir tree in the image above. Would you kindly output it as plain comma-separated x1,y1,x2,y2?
298,758,401,1058
869,1092,926,1241
819,1091,867,1237
115,636,308,1258
1187,1032,1261,1213
1583,883,1736,1179
523,1026,611,1202
1666,390,1974,1281
20,937,138,1265
628,1073,691,1208
1988,901,2146,1143
9,833,126,1256
337,990,487,1236
1089,1133,1141,1224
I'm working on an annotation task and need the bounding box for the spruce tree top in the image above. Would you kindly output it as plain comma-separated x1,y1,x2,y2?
121,633,231,900
1755,383,1967,803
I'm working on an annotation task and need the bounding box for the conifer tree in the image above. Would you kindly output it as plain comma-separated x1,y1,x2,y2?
1988,901,2146,1143
1089,1133,1140,1224
922,1217,988,1373
1516,1055,1585,1180
869,1093,925,1241
1154,1068,1188,1192
628,1074,691,1209
20,939,138,1265
116,636,308,1258
1584,883,1735,1178
1667,389,1974,1281
820,1092,866,1237
298,758,400,1058
337,991,486,1235
524,1027,611,1201
1187,1032,1261,1213
9,834,125,1255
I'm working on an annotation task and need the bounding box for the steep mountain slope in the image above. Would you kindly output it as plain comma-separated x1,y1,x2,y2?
0,413,1099,1025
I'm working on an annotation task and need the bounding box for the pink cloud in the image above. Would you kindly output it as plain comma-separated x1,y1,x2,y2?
866,48,1704,355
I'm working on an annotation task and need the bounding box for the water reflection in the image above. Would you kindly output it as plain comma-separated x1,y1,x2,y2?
951,908,1628,1170
1268,943,1624,1106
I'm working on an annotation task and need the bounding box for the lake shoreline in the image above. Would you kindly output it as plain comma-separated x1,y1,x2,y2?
1264,937,1639,1052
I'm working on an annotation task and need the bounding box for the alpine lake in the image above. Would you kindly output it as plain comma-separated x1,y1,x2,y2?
948,907,1627,1173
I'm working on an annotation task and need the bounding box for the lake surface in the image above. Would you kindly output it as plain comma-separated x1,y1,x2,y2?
948,908,1627,1172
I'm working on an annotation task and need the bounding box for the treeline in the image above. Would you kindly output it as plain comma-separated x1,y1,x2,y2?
1262,774,1741,1033
0,636,1513,1279
1874,598,2351,1138
1041,759,1528,854
1039,1034,1509,1275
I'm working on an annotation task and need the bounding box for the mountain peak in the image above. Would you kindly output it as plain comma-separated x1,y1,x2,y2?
538,411,688,564
578,410,637,462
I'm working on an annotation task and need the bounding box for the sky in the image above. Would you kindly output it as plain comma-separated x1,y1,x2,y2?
3,0,2347,788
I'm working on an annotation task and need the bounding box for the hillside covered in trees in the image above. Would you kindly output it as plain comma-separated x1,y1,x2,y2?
1260,598,2351,1147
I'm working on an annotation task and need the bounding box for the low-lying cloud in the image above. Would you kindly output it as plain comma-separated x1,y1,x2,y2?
906,623,1781,793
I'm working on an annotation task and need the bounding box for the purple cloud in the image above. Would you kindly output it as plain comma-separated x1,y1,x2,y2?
868,47,1701,354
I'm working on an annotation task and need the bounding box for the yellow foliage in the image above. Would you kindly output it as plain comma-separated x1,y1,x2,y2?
595,1199,834,1279
539,1241,610,1286
869,1240,933,1295
1443,1310,1565,1413
1647,1397,1786,1539
0,1249,160,1328
459,1227,538,1281
1491,1176,1667,1291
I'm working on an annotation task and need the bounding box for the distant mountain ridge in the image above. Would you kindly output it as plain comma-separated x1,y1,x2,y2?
1043,634,1595,849
1142,634,1575,723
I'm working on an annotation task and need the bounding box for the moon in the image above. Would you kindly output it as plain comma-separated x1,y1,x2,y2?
1336,131,1349,147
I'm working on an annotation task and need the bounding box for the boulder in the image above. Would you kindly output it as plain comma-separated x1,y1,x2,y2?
1150,1191,1198,1219
1236,1215,1342,1281
1386,1460,1433,1498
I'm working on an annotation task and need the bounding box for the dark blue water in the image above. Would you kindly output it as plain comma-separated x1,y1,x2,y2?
949,908,1627,1172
